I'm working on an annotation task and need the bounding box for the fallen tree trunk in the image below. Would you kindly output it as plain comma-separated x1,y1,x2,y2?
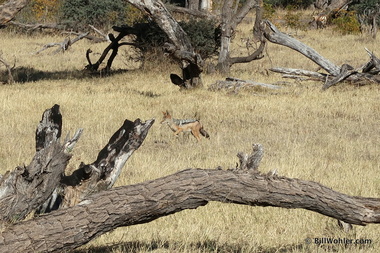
262,20,340,76
208,77,282,93
262,20,380,89
1,144,380,252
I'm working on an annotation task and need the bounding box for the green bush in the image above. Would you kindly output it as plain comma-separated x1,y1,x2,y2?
179,19,220,59
263,2,276,20
350,0,380,27
284,6,306,30
332,10,361,35
60,0,128,30
264,0,313,9
132,19,220,60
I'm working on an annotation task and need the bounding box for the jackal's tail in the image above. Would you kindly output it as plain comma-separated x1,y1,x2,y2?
200,128,210,139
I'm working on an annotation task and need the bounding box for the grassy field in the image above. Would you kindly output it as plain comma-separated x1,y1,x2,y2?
1,10,380,253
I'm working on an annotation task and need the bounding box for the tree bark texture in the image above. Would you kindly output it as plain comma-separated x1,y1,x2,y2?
0,105,154,221
0,105,81,222
2,163,380,252
0,0,29,25
217,0,264,73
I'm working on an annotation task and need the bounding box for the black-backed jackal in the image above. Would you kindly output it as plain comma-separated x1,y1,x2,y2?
160,110,210,141
312,14,327,29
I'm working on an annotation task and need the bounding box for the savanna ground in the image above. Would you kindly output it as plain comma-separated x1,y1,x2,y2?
1,9,380,253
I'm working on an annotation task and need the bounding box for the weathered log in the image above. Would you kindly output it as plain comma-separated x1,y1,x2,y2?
35,104,62,151
164,42,203,88
0,104,154,222
60,118,155,208
322,64,357,90
9,21,65,30
262,21,380,89
208,77,281,92
34,32,89,55
1,144,380,252
363,48,380,75
269,67,327,81
167,5,216,19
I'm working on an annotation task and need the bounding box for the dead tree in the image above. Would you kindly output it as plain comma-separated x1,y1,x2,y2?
0,104,154,223
85,26,137,73
216,0,266,73
261,20,380,89
34,32,89,55
1,137,380,252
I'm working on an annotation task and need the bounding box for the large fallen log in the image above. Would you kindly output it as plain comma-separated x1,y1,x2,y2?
1,144,380,252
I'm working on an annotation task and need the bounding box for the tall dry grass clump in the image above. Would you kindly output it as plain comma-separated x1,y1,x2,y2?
0,10,380,252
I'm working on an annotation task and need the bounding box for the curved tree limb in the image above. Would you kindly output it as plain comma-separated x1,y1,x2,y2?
1,144,380,252
262,20,340,76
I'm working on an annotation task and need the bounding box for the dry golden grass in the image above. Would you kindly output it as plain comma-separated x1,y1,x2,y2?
1,10,380,252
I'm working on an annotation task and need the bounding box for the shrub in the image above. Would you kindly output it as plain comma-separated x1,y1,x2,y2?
59,0,128,30
331,10,361,35
263,2,276,20
132,19,220,60
284,6,306,30
264,0,313,9
179,19,220,59
31,0,61,22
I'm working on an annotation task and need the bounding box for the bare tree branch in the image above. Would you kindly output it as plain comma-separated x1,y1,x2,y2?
0,51,14,84
262,20,340,75
34,32,89,55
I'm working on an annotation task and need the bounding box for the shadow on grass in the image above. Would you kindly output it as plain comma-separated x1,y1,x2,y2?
0,67,129,84
73,239,309,253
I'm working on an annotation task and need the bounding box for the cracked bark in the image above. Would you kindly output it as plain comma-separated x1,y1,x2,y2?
1,144,380,252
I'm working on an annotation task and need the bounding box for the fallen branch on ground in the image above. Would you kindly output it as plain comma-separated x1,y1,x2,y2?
262,20,380,89
34,32,89,54
209,77,282,93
